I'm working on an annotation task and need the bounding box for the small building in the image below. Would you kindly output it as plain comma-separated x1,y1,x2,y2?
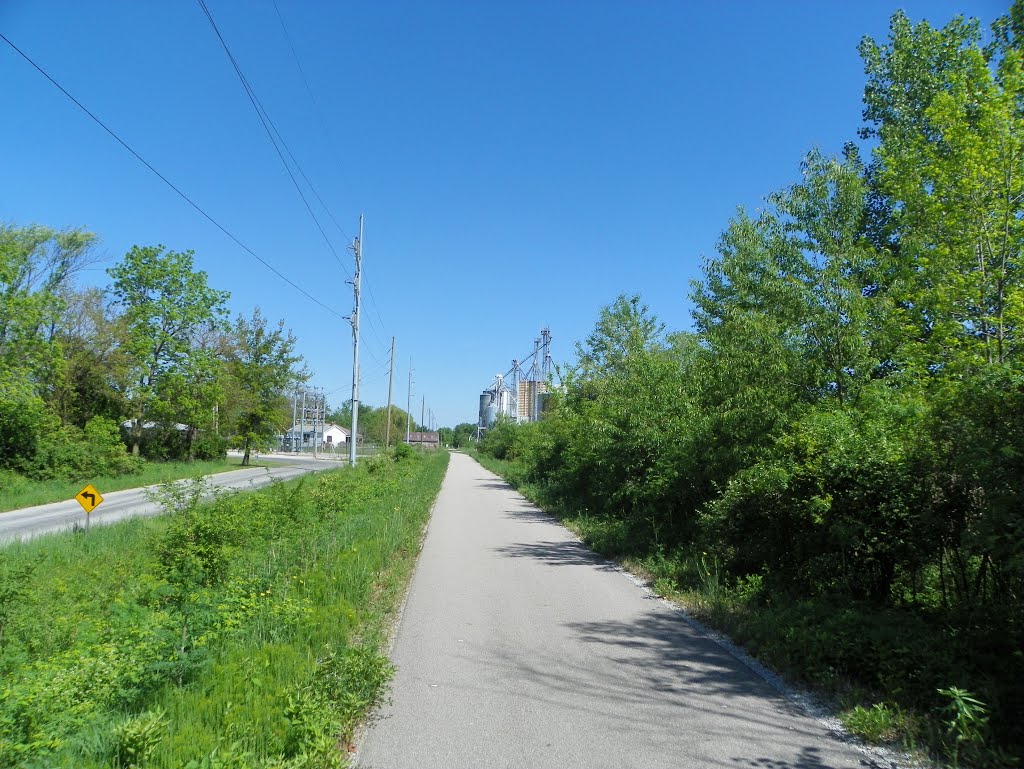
322,423,349,447
282,422,349,451
406,431,440,450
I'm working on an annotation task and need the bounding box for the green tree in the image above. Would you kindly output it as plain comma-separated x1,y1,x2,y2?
108,245,229,455
861,10,1024,374
227,308,307,466
0,224,98,401
162,326,232,459
45,287,130,428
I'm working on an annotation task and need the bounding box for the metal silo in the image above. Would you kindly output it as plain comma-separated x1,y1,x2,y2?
480,390,498,427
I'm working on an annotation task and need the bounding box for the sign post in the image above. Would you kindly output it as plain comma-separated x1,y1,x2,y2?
75,483,104,532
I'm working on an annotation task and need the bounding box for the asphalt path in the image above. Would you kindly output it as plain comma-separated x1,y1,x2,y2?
357,452,881,769
0,454,334,544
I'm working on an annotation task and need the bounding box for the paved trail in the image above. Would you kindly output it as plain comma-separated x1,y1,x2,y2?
358,452,879,769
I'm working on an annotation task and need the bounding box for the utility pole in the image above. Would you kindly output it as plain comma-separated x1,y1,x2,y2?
385,336,396,448
312,387,318,459
291,391,297,452
301,390,307,455
349,215,363,468
421,395,425,432
406,359,413,443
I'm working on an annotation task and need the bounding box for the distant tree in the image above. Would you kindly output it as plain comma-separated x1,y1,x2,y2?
46,287,130,428
329,400,416,445
108,245,230,455
162,324,235,459
227,308,307,466
444,423,477,447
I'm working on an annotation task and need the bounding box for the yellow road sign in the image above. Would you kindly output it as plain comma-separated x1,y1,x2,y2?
75,484,103,514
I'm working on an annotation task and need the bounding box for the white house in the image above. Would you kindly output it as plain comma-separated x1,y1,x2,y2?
283,422,349,451
322,423,349,446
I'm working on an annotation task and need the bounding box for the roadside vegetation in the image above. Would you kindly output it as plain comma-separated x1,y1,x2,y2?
0,229,432,501
0,457,242,512
476,6,1024,766
0,228,316,505
0,447,447,768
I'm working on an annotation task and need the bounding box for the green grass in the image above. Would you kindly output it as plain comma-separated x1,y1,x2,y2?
0,458,252,512
0,449,449,768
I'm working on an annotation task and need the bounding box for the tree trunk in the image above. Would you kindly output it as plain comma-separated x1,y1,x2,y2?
131,417,143,456
242,437,251,467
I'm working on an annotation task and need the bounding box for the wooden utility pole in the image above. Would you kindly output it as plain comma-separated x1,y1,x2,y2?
385,336,396,447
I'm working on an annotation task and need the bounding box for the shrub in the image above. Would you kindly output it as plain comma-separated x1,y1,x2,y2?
0,397,51,473
191,432,228,461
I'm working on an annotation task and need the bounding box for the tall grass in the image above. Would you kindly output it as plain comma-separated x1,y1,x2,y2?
0,449,448,768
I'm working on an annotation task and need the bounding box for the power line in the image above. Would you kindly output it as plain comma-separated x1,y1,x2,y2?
270,0,353,245
195,0,351,278
206,0,397,362
0,30,344,320
266,3,394,350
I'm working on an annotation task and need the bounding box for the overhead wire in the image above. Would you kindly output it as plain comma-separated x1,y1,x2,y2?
207,0,395,363
270,0,353,245
195,0,352,279
0,31,345,320
268,1,394,349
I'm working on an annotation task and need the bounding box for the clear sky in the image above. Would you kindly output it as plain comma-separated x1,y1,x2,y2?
1,0,1003,427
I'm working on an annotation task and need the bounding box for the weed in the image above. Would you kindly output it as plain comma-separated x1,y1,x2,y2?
937,686,989,767
111,707,167,768
840,702,905,743
145,476,213,518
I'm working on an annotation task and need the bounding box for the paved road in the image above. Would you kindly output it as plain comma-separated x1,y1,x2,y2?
357,453,880,769
0,456,334,544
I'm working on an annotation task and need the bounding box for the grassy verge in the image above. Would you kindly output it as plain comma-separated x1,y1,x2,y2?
0,449,449,768
0,458,252,512
469,449,1020,768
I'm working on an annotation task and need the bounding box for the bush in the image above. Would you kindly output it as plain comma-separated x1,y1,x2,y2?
191,432,227,461
83,417,141,477
132,425,188,462
0,397,54,474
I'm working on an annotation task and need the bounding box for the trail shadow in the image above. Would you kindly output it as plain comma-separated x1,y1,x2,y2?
565,611,806,711
492,539,617,570
501,503,557,525
475,481,513,491
737,746,878,769
449,611,884,768
554,612,885,767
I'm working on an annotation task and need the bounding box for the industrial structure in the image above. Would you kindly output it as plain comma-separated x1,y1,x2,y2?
478,327,552,433
282,388,327,452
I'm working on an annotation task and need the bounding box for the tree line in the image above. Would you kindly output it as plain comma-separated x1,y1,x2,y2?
481,6,1024,760
0,232,308,476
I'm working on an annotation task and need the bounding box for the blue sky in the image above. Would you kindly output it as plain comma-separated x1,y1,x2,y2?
1,0,1002,427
